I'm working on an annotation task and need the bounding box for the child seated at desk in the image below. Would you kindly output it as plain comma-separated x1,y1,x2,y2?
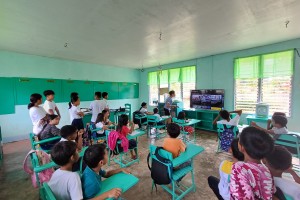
267,112,286,130
81,144,129,199
139,102,153,115
207,138,244,200
230,127,275,200
102,110,113,126
212,109,242,126
251,115,288,136
38,114,61,150
95,113,108,137
177,111,194,135
264,146,300,200
116,114,138,160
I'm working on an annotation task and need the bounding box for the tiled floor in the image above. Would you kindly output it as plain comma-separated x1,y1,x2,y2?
0,130,231,200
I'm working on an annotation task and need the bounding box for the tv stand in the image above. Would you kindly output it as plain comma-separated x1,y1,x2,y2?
183,109,235,132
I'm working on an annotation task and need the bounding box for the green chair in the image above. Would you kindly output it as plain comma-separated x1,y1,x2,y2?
134,114,148,130
89,124,107,144
147,115,166,139
216,124,238,153
125,103,132,120
149,144,204,200
29,133,61,153
107,130,139,168
275,133,300,160
40,182,56,200
172,118,190,143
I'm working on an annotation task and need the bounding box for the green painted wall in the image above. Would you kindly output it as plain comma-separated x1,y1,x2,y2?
0,51,140,142
140,38,300,132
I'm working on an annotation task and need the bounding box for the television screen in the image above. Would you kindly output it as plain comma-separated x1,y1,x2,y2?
190,89,224,110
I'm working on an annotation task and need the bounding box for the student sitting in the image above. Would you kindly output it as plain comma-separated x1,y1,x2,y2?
68,94,84,132
251,115,288,136
153,108,165,125
89,92,102,124
177,111,194,135
95,113,108,137
81,144,129,199
264,146,300,200
139,102,153,115
207,138,244,200
116,114,138,160
48,141,83,200
38,114,61,150
230,127,275,200
212,110,242,126
102,110,113,126
43,90,61,117
267,112,286,130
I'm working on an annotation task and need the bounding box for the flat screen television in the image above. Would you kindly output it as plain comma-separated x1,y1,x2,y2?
190,89,224,110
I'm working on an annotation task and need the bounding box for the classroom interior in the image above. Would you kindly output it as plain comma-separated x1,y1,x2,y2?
1,0,300,200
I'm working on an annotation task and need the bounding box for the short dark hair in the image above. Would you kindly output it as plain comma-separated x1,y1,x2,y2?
95,92,101,98
96,113,105,123
60,125,77,139
265,146,292,171
272,115,288,127
231,138,244,161
141,102,147,107
153,108,158,113
169,90,175,96
83,144,106,168
219,110,230,120
48,114,59,121
102,92,108,98
43,90,55,97
167,123,181,138
177,111,185,120
51,141,77,166
239,127,274,160
70,92,78,98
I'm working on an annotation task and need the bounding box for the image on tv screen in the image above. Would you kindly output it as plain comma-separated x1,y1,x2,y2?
190,89,224,110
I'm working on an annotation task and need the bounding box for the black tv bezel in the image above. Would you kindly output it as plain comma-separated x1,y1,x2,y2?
190,89,225,109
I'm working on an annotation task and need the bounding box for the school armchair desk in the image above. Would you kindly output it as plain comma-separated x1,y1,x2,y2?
29,133,61,152
172,118,200,143
97,172,139,200
146,115,166,139
40,182,56,200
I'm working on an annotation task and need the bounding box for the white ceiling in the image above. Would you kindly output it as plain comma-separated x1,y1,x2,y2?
1,0,300,69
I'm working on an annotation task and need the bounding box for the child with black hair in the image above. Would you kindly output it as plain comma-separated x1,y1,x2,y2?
212,109,242,126
81,144,129,199
89,91,102,124
251,115,288,136
230,127,275,200
264,146,300,199
48,141,83,200
117,114,138,159
60,125,83,151
139,102,153,115
267,112,286,130
28,93,47,135
68,93,85,131
43,90,61,117
163,123,186,158
95,113,108,136
38,114,61,150
99,92,109,111
177,111,194,135
208,138,244,200
102,110,113,126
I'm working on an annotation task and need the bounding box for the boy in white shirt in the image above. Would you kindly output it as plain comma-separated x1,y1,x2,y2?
251,115,288,136
43,90,60,117
99,92,109,112
264,146,300,200
212,109,242,126
89,92,102,124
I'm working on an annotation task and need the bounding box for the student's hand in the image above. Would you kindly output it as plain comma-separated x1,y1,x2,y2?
121,168,131,174
78,129,84,136
107,188,122,199
78,112,84,117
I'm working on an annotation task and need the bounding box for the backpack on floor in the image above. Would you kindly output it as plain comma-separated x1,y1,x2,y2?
220,124,235,152
23,150,54,188
147,147,172,191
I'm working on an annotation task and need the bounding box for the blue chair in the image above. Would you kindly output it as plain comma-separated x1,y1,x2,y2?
89,124,107,144
216,124,238,152
134,113,148,130
29,133,61,153
149,144,204,200
147,115,166,139
107,130,139,168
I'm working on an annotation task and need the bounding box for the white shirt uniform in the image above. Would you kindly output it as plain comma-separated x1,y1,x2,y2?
99,99,109,112
89,100,101,123
48,169,83,200
272,127,288,134
69,104,81,123
95,121,105,134
217,115,240,126
29,106,47,134
140,107,148,115
43,100,57,114
274,177,300,200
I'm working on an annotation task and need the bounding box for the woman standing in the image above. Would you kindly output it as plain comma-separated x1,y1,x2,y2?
164,90,176,116
28,93,47,134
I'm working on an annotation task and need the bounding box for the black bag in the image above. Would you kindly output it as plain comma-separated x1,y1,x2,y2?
147,147,172,189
